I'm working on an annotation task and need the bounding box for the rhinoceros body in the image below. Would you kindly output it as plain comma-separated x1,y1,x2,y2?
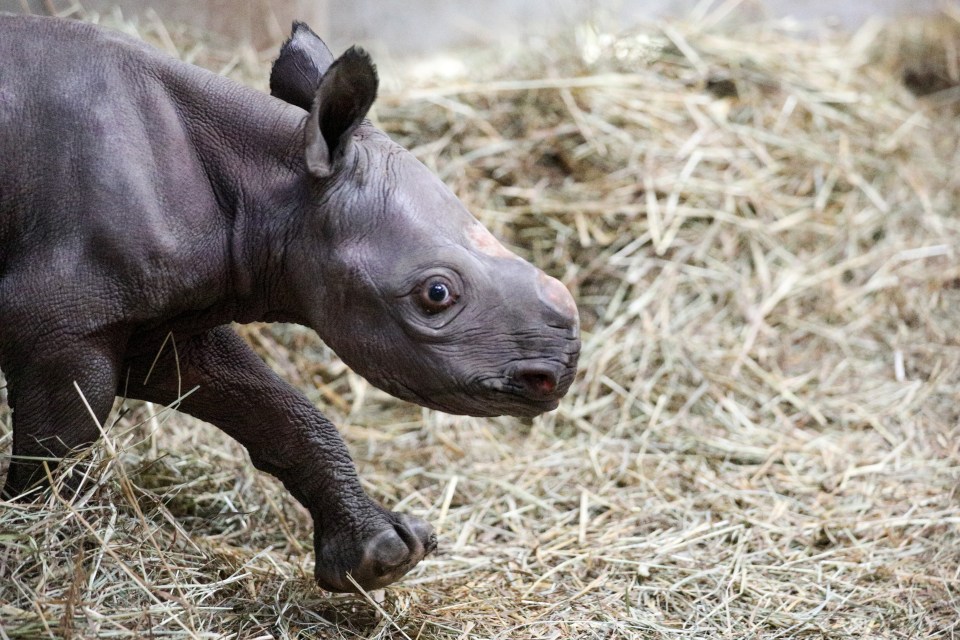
0,16,579,591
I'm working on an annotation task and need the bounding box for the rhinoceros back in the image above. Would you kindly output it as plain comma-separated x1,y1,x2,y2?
0,14,241,298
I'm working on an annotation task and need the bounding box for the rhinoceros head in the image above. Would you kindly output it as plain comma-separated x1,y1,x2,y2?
272,23,580,418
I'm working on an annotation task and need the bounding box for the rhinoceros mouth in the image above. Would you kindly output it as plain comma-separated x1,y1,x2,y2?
390,377,561,418
385,350,576,417
465,387,561,418
476,372,569,416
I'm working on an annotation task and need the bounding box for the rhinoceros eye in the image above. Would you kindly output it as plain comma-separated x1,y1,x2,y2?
418,278,458,314
428,283,448,302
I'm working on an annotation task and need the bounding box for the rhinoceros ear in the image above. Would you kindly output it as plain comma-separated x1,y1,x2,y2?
270,21,335,111
304,46,378,178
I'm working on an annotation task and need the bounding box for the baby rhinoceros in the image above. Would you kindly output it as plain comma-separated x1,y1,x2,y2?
0,17,580,591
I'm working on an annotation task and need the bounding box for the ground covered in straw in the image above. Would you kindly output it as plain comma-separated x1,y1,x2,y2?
2,5,960,639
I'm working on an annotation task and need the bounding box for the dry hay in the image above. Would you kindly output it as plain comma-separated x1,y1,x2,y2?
2,3,960,639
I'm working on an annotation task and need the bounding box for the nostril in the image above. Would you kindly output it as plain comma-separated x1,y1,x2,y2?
515,367,559,397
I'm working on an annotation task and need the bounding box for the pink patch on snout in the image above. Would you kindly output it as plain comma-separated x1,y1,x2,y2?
466,223,522,260
537,271,578,322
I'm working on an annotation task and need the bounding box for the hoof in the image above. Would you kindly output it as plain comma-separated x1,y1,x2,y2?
314,513,437,593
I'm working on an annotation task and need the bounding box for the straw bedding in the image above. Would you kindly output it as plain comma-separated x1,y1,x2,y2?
1,4,959,638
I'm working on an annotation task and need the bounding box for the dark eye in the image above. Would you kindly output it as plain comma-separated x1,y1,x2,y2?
418,279,458,314
428,282,448,303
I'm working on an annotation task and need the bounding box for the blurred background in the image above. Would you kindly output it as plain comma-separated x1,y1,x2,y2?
3,0,944,52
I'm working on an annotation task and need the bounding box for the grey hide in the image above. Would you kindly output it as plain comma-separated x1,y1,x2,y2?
0,17,580,592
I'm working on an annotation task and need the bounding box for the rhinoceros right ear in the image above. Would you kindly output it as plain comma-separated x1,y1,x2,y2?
304,46,378,178
270,21,335,111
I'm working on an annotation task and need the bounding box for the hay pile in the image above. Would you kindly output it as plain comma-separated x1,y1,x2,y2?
2,5,960,638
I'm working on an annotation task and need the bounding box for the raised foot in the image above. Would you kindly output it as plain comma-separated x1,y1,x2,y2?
313,512,437,593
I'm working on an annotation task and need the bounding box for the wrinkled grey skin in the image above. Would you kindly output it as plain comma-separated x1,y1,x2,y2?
0,17,580,592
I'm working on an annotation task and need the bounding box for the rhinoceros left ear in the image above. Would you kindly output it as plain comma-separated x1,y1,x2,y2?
270,21,334,111
304,46,378,178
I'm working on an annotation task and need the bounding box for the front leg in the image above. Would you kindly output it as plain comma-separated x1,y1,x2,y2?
2,335,123,499
122,325,436,592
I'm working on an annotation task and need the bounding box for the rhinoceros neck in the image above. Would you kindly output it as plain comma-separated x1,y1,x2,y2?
168,69,311,325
